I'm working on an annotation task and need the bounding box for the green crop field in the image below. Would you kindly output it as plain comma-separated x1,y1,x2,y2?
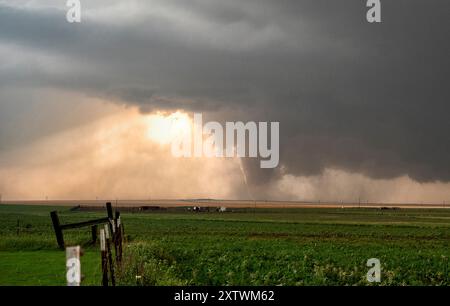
0,204,449,286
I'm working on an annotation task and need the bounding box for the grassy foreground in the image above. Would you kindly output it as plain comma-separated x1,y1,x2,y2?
0,204,449,286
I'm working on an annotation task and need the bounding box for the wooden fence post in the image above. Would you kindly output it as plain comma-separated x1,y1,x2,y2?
50,211,64,249
106,202,114,220
106,202,115,242
118,217,123,262
115,211,122,262
91,225,98,244
104,225,115,286
109,218,118,262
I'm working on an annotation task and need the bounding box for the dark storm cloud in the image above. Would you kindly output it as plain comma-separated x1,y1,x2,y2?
0,0,449,184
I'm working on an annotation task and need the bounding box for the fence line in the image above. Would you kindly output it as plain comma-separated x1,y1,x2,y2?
56,202,125,286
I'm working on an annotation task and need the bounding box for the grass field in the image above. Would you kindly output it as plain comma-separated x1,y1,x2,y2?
0,204,449,286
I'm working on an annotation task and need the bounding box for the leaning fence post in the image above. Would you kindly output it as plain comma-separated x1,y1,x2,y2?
106,202,114,220
106,201,115,240
110,218,118,262
100,229,108,286
50,211,64,249
117,216,123,262
115,211,122,262
104,225,115,286
91,225,98,244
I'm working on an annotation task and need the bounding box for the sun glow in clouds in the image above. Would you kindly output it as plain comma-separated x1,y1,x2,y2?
144,112,192,145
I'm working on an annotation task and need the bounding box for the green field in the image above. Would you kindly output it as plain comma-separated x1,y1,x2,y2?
0,204,449,286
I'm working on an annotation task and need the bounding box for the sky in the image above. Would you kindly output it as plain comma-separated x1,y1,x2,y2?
0,0,449,203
